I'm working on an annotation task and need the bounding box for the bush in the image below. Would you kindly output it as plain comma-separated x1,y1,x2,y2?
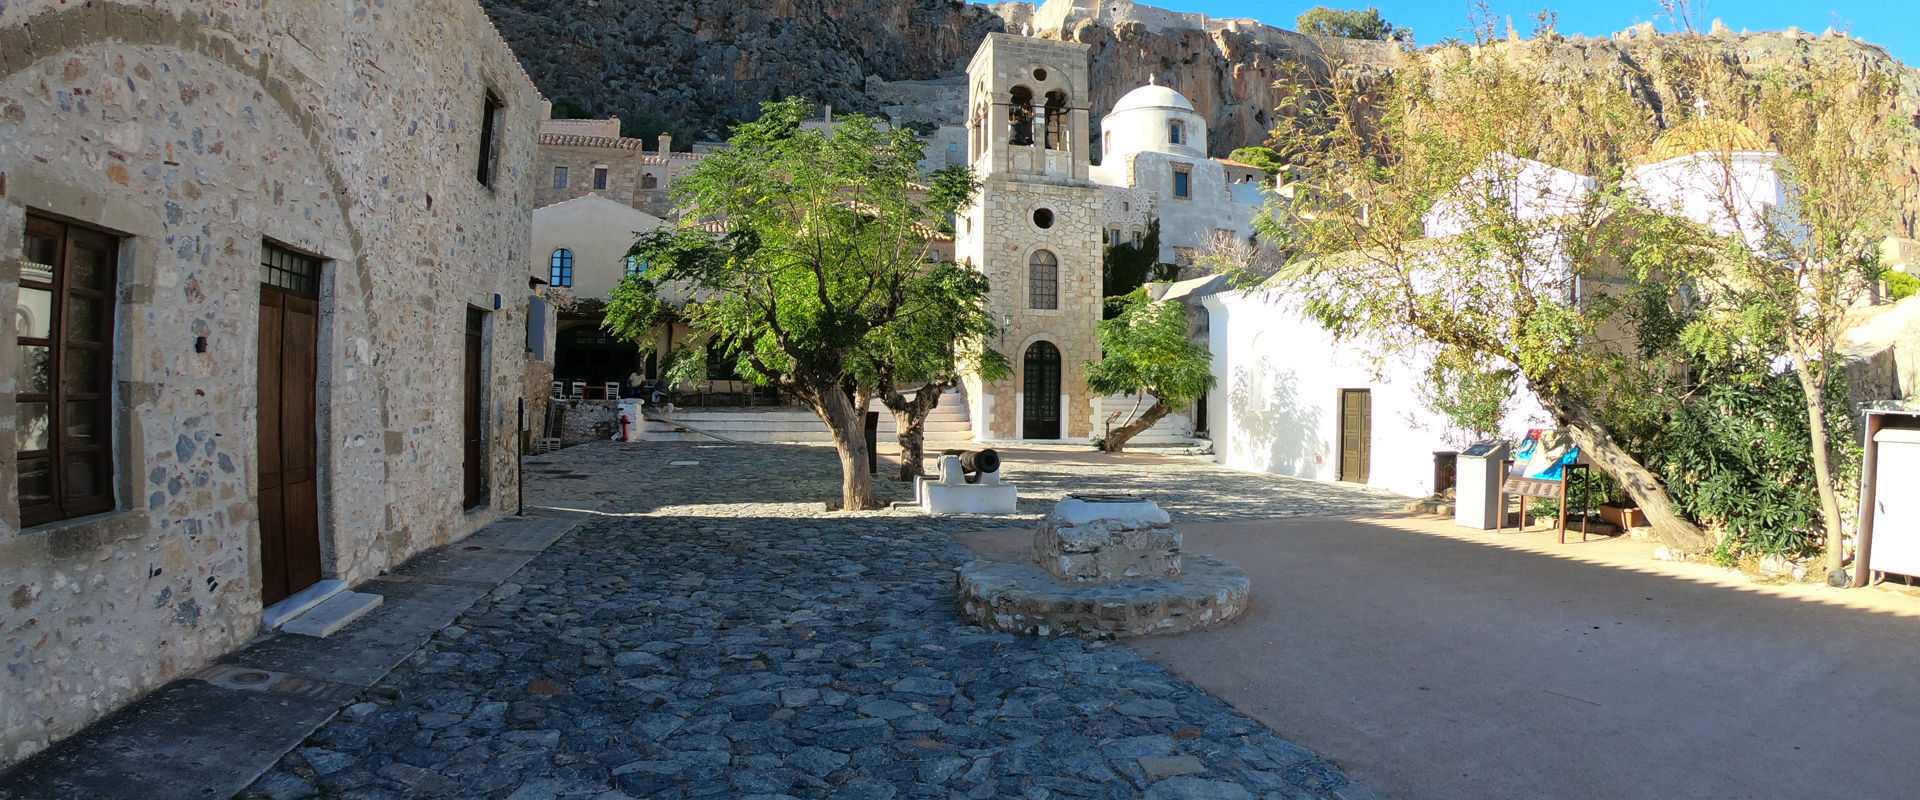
1887,269,1918,301
1649,366,1858,562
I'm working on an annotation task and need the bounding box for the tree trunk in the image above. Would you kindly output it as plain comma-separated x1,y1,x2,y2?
1790,352,1850,584
1102,393,1170,453
803,378,881,511
1547,393,1715,554
881,384,944,481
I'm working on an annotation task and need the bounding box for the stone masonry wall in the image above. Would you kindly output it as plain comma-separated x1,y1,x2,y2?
0,0,541,767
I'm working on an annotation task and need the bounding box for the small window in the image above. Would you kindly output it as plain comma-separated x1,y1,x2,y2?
1130,230,1143,248
261,241,320,296
550,249,574,287
949,142,959,152
1109,228,1122,245
17,214,119,526
593,167,609,190
1033,67,1048,81
1033,208,1054,229
1028,250,1058,310
1169,120,1184,145
477,90,504,187
553,166,568,188
1173,168,1191,198
642,173,659,190
626,255,645,277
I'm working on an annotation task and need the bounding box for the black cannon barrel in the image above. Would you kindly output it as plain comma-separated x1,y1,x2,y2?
959,448,1000,475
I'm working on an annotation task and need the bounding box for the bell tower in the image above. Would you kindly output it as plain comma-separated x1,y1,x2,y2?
955,33,1104,441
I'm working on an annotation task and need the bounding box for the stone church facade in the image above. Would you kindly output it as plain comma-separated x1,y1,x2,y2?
956,34,1106,441
956,33,1264,442
0,1,541,767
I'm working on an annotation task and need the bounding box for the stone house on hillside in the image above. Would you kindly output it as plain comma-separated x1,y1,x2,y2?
0,0,542,767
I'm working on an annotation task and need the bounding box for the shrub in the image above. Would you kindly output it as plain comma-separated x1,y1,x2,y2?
1649,366,1858,562
1886,269,1918,301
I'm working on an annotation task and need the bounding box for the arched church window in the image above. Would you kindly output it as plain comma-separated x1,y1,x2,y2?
1169,120,1185,146
1028,250,1058,310
1009,86,1035,147
550,248,574,287
1043,89,1069,150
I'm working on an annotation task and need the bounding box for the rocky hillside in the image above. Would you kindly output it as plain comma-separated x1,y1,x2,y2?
478,0,1919,235
476,0,1004,141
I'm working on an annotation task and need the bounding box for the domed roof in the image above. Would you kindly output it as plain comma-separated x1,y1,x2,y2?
1648,118,1770,161
1110,82,1195,115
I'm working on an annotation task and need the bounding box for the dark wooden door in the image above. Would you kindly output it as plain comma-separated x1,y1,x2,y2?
1339,388,1372,483
1023,341,1061,440
258,287,322,605
464,308,486,509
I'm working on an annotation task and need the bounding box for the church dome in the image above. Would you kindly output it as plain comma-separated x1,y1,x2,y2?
1111,83,1195,115
1648,118,1770,161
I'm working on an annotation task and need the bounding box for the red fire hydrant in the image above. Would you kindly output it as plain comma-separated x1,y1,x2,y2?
619,412,632,442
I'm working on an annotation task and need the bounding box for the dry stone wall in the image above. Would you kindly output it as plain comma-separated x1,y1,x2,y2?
0,0,541,767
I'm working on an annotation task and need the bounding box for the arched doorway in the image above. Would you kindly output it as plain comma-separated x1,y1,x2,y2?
1023,341,1062,439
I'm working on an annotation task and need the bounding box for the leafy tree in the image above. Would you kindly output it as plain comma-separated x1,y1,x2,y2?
1228,146,1287,184
603,97,970,510
1102,219,1177,317
852,261,1010,481
1295,7,1410,42
1087,289,1216,452
1660,64,1906,582
1263,51,1722,552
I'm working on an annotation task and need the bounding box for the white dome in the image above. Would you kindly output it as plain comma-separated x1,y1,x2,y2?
1111,83,1195,115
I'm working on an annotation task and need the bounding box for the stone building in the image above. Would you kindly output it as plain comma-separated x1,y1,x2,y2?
533,106,709,220
955,33,1264,442
956,33,1106,440
0,0,542,767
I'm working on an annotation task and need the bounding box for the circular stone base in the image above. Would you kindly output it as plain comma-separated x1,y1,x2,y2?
957,555,1250,638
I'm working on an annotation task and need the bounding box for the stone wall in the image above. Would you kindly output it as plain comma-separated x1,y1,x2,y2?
0,0,541,767
555,400,623,446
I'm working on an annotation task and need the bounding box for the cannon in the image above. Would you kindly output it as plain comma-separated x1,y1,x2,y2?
941,448,1000,483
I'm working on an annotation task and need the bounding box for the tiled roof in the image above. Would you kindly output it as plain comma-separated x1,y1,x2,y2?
538,132,649,150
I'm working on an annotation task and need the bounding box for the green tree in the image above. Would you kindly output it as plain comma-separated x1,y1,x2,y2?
1295,6,1410,42
1263,51,1719,552
1662,65,1906,583
602,97,968,510
1087,289,1216,453
1228,146,1286,184
854,262,1010,481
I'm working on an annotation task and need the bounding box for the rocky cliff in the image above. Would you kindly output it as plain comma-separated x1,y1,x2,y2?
478,0,1920,235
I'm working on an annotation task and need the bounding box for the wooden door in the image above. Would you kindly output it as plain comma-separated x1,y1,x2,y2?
463,308,486,509
1022,341,1061,440
1339,389,1372,483
258,286,322,605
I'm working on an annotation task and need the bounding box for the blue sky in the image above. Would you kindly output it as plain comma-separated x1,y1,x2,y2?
1169,0,1915,66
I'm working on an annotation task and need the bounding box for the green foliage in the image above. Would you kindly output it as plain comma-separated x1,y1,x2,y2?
1102,219,1178,317
1227,147,1286,183
1886,269,1918,301
1295,6,1410,42
1649,365,1859,561
599,97,988,507
849,264,1010,389
1419,346,1514,441
1086,289,1216,405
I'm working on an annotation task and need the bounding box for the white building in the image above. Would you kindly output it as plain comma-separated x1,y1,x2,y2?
1091,81,1267,265
1202,122,1782,496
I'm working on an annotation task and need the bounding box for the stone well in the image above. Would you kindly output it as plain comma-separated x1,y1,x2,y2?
957,494,1250,638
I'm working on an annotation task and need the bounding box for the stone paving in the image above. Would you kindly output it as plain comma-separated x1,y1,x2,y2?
240,442,1399,800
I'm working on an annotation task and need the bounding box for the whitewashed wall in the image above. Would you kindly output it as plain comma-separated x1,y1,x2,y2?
1204,290,1551,498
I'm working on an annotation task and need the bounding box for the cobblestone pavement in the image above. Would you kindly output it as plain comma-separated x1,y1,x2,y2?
240,442,1396,800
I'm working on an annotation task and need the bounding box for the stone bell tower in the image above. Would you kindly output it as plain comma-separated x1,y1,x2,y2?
955,33,1104,441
